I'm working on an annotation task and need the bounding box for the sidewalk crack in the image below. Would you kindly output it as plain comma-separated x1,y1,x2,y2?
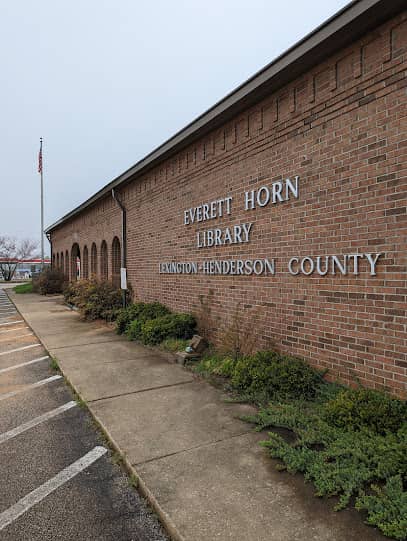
50,338,123,350
88,379,195,403
132,431,254,467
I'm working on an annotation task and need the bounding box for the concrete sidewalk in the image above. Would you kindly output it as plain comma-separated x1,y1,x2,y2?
9,292,386,541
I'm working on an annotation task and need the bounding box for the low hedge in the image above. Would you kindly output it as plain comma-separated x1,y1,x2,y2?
63,278,128,321
196,350,323,402
119,301,196,346
33,268,65,295
250,390,407,540
196,350,407,539
116,302,170,335
139,313,195,345
324,386,407,435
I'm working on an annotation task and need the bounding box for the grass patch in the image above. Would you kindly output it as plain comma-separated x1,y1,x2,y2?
128,473,139,488
111,451,124,466
49,356,60,372
159,337,190,353
74,395,87,409
196,351,407,539
13,282,33,294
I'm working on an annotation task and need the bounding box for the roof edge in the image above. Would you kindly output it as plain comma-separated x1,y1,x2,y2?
45,0,405,233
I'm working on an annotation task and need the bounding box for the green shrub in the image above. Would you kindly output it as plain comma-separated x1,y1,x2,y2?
63,279,87,306
325,387,407,434
355,475,407,540
195,355,236,378
125,318,145,341
33,268,65,294
260,416,407,511
231,351,322,401
116,302,170,334
247,392,407,539
13,282,34,294
63,278,127,321
116,303,144,334
139,313,196,345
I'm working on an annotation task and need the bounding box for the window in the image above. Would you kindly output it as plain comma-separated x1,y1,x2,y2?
111,237,121,287
100,241,108,280
71,243,81,281
82,246,89,279
90,243,97,276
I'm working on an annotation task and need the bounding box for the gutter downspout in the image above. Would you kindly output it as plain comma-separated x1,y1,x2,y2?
111,189,127,307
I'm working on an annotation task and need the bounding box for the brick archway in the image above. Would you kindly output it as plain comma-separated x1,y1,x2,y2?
82,245,89,279
90,243,97,276
111,237,121,287
100,241,108,280
65,250,69,279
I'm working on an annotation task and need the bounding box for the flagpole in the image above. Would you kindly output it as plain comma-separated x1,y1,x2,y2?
39,137,44,269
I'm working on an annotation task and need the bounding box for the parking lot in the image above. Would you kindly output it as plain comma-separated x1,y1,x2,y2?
0,287,167,541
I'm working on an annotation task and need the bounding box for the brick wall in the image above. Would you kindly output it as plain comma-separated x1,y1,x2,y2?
51,12,407,398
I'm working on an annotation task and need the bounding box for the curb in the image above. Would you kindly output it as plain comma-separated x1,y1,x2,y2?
88,406,186,541
6,291,186,541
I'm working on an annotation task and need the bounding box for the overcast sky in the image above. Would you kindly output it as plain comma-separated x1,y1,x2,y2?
0,0,349,249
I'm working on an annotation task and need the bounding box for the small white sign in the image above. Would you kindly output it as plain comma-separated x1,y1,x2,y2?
120,268,127,290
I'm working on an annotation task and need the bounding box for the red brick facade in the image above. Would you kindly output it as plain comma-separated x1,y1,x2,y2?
50,11,407,397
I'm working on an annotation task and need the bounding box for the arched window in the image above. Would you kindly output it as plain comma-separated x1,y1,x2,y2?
111,237,121,287
60,253,64,274
65,250,69,279
100,240,108,280
90,243,97,276
71,243,81,281
82,246,89,279
55,253,58,269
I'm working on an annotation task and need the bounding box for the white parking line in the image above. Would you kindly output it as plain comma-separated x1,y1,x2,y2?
0,401,77,444
0,333,33,343
0,321,24,327
0,327,29,334
0,446,107,531
0,344,41,357
0,375,62,401
0,356,49,375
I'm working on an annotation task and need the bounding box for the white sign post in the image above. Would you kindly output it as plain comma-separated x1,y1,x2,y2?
120,268,127,290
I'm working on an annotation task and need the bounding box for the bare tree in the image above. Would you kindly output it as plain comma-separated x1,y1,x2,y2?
0,236,38,281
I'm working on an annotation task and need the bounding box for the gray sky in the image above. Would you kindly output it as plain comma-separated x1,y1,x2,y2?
0,0,349,248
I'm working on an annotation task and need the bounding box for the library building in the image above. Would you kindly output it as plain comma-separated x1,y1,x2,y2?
46,0,407,397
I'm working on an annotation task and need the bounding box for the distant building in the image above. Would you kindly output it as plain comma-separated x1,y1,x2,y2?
0,258,51,280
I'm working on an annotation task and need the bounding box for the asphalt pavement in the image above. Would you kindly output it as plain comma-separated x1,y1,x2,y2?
0,287,168,541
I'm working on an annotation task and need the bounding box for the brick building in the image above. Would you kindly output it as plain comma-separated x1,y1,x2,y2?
46,0,407,397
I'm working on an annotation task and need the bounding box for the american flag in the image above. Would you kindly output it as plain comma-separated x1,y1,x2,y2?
38,138,43,174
